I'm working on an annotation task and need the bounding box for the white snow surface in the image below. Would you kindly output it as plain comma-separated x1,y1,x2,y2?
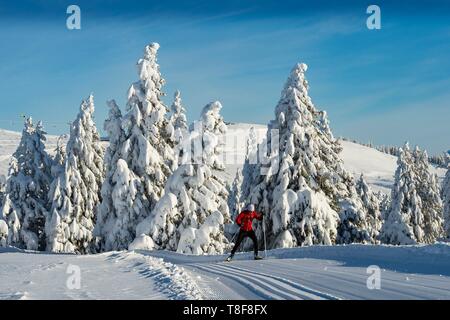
0,247,202,300
2,244,450,300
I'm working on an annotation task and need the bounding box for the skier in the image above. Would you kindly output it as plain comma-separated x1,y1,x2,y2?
226,204,264,262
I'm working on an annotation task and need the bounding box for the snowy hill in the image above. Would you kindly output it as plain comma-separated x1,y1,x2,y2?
223,123,446,194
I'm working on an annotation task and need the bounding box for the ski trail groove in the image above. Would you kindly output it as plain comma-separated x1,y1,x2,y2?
191,262,332,300
192,264,289,300
209,263,319,300
216,263,341,300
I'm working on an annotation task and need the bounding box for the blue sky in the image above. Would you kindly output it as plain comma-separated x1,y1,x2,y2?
0,0,449,154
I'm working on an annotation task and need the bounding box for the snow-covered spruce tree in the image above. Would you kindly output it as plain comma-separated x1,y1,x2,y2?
379,144,424,245
243,63,369,249
94,100,126,251
169,90,189,166
356,174,382,243
96,43,175,251
240,127,260,205
0,175,5,211
412,147,443,242
50,135,67,179
1,118,52,250
134,101,230,254
0,218,7,247
169,90,188,143
46,95,105,253
443,165,450,240
228,170,243,219
0,175,6,246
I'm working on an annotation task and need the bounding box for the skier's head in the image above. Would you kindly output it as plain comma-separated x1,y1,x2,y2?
244,204,255,212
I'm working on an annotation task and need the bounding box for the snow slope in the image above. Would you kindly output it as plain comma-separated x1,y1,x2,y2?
2,244,450,300
341,140,446,193
222,123,446,194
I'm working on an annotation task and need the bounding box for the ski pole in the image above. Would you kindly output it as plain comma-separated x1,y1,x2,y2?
231,229,239,243
262,213,267,259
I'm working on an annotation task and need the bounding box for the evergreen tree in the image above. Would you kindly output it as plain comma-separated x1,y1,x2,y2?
94,100,126,250
243,63,368,249
228,169,243,219
240,127,259,205
412,147,443,242
46,95,105,253
379,144,424,244
169,90,189,166
356,174,382,243
0,175,6,246
51,135,67,179
443,165,450,240
96,43,175,251
1,118,52,250
0,175,5,211
134,101,230,254
0,218,7,247
169,90,188,142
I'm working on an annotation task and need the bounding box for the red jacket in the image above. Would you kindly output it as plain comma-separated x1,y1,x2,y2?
236,211,263,232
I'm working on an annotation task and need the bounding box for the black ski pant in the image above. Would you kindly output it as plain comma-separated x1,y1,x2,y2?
231,230,258,256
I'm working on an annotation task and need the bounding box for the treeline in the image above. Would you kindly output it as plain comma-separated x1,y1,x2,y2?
0,44,449,254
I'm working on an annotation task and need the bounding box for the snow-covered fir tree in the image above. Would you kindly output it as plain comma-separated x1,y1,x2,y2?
355,174,383,243
0,118,52,250
412,147,443,242
134,101,230,254
50,135,67,179
228,170,243,219
0,175,5,211
96,43,175,251
46,95,105,253
0,218,7,247
243,63,369,249
169,90,189,166
0,175,6,246
240,127,261,211
94,100,126,251
443,165,450,240
379,144,425,245
169,90,188,143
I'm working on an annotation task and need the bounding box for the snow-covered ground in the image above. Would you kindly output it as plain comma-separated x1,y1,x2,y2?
2,244,450,300
0,247,202,300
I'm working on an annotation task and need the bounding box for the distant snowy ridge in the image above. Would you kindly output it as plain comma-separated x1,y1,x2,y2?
223,123,446,195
